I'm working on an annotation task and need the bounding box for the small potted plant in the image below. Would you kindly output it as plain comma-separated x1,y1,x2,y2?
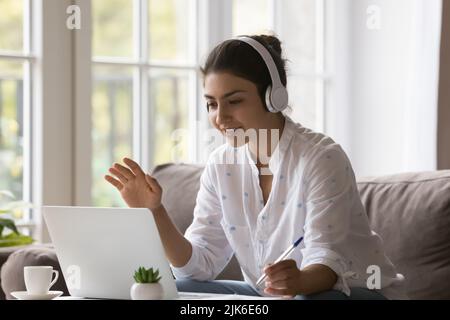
130,267,164,300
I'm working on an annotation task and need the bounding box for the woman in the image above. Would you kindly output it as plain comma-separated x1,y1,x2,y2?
105,35,406,300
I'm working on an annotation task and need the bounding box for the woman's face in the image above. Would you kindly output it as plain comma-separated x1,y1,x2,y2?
204,71,271,147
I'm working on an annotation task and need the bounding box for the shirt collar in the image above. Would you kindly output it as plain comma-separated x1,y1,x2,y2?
245,115,296,175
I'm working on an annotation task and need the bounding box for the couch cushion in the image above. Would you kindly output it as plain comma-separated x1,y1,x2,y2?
357,170,450,299
0,244,69,299
152,163,243,281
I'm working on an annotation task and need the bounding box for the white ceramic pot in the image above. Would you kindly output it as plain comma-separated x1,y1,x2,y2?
130,283,164,300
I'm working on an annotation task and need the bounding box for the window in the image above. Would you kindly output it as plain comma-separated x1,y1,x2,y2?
279,0,324,131
0,0,33,232
91,0,197,206
83,0,326,207
231,0,326,131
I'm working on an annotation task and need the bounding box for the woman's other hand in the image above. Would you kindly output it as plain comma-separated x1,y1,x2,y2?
104,157,162,211
263,259,301,298
263,260,338,297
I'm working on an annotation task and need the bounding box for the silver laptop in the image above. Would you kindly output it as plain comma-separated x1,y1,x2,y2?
43,206,179,300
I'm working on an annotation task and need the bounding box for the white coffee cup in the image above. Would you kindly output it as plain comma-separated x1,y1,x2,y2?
24,266,59,295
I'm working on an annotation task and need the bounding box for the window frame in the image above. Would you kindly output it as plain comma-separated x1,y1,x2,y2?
0,0,76,243
82,0,201,205
80,0,230,206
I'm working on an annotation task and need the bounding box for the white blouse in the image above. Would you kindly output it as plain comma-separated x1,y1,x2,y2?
171,116,406,299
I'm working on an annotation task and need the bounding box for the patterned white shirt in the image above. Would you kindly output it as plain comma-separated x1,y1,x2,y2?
171,116,406,299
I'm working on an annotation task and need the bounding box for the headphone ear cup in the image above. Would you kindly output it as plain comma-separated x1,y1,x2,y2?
265,85,288,113
271,87,289,112
265,85,276,113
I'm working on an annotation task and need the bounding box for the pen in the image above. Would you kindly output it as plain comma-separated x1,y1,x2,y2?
255,236,304,287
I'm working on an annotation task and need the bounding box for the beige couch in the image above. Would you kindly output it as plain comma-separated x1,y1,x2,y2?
1,163,450,299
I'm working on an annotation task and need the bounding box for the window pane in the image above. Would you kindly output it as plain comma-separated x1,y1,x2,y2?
92,65,133,207
285,76,316,129
0,60,24,201
232,0,270,36
149,69,191,165
149,0,194,63
92,0,133,57
279,0,316,73
0,0,23,52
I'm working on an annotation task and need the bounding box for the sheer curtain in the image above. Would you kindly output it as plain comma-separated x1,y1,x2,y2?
329,0,443,177
403,0,442,172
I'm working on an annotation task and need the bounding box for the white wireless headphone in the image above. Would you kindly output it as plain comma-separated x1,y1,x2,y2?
235,36,289,113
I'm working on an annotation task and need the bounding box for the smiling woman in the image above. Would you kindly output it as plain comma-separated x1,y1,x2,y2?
105,34,406,300
201,35,287,153
203,72,284,151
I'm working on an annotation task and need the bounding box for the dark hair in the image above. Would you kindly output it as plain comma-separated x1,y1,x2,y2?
200,34,288,111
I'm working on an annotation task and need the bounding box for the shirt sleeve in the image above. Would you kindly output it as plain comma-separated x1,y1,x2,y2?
170,162,234,281
300,146,356,296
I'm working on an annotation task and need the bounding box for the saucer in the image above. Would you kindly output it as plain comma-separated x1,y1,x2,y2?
11,290,63,300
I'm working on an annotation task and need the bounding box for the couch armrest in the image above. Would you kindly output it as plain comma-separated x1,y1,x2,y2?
0,245,36,300
0,245,69,300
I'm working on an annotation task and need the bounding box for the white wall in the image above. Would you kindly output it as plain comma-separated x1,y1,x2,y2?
328,0,442,178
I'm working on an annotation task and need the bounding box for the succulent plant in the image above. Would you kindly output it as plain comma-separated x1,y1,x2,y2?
133,267,162,284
